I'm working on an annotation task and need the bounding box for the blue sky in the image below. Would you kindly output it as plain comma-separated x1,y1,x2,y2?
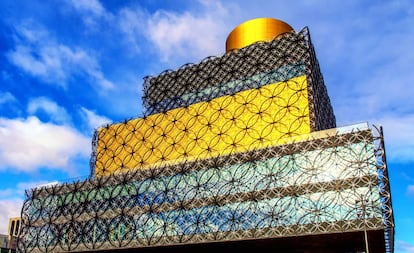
0,0,413,252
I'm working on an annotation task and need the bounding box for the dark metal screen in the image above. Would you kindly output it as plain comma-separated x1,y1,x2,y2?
142,28,335,132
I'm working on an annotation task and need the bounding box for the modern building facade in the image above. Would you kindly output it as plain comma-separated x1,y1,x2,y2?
18,18,394,252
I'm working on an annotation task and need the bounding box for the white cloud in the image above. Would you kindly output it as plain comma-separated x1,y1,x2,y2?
0,91,17,105
407,185,414,197
66,0,106,17
7,21,114,90
8,45,61,82
116,1,231,63
0,198,22,234
0,189,14,199
146,4,228,62
117,7,147,54
27,97,72,125
396,240,414,253
80,107,112,131
0,116,90,172
64,0,112,28
370,114,414,163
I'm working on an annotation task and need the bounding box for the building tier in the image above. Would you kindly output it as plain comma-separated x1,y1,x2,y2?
18,124,394,252
92,27,335,177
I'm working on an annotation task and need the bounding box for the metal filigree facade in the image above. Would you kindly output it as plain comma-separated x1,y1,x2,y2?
18,26,394,252
18,124,394,252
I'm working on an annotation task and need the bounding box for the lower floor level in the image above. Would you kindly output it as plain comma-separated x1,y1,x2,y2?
87,230,388,253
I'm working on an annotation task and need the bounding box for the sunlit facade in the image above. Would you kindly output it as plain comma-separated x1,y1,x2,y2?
18,18,394,253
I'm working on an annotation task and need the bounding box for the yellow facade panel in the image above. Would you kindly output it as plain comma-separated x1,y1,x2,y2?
95,75,310,176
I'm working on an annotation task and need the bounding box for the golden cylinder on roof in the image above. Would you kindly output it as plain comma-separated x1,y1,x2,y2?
226,17,294,52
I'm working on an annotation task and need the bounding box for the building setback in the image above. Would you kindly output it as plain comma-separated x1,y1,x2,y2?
18,18,394,253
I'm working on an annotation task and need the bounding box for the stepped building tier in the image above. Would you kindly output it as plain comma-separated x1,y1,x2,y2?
142,25,335,132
